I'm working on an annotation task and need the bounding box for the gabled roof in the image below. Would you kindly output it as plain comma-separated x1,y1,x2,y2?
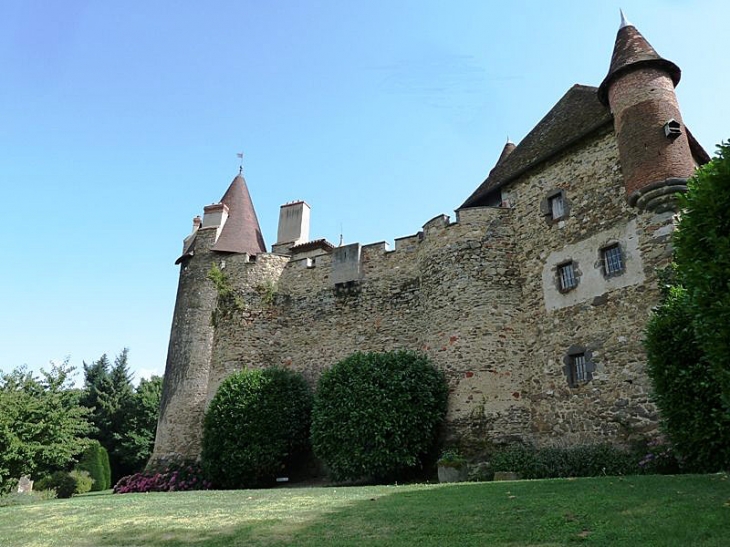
597,20,680,105
460,85,612,209
212,174,267,255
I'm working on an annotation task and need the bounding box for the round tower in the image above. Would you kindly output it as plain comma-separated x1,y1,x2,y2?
151,226,219,463
598,12,696,212
150,172,267,465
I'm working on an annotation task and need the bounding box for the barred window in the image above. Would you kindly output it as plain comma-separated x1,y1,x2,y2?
602,244,624,276
549,193,565,219
564,346,593,387
558,262,577,291
570,353,588,385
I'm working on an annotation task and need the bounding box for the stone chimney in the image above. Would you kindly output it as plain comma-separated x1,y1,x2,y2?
201,202,229,244
273,201,311,254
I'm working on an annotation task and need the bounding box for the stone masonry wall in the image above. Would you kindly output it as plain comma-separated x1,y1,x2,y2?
198,126,673,456
504,126,672,446
209,205,530,448
153,228,218,462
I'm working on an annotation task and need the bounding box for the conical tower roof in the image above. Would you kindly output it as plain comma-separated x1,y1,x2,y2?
597,14,680,105
495,139,516,166
212,173,266,254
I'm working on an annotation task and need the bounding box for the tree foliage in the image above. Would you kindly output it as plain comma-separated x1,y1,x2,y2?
311,351,448,482
201,367,312,489
80,349,159,480
0,362,92,494
114,375,163,474
673,143,730,408
645,142,730,471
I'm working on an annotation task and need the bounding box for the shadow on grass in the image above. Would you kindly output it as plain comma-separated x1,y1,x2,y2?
91,474,730,547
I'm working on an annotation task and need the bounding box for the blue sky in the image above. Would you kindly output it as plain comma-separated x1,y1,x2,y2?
1,1,727,384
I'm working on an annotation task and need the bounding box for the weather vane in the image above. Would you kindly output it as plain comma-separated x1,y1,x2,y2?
237,152,244,174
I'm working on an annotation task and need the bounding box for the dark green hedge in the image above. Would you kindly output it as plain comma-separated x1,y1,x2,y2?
644,142,730,472
645,287,730,471
36,470,93,498
490,443,638,479
76,441,111,491
311,351,448,482
201,367,312,489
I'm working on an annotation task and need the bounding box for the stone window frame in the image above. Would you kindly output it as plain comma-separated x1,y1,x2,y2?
540,189,571,223
599,242,625,279
562,345,595,387
556,260,580,293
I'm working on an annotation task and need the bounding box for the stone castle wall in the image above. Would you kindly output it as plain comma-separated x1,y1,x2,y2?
208,204,530,447
193,125,674,453
503,126,671,445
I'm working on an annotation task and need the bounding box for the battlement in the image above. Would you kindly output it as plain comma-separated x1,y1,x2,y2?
259,204,513,291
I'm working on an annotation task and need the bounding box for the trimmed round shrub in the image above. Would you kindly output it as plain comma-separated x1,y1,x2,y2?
311,351,448,482
36,471,78,499
76,441,112,491
68,470,93,495
201,367,312,489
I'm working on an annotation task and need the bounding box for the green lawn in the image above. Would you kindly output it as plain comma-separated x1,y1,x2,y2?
1,474,728,546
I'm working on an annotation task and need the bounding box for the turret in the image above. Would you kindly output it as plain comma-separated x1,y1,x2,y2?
598,12,696,212
151,171,266,465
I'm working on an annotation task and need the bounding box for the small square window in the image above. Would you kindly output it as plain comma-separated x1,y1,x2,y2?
570,353,587,385
558,262,577,291
549,193,565,219
602,244,624,276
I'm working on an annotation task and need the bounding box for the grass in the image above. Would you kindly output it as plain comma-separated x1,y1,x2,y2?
0,473,728,546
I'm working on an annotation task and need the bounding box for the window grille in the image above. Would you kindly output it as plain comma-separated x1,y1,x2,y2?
559,262,577,291
550,193,565,219
572,353,587,384
602,244,624,276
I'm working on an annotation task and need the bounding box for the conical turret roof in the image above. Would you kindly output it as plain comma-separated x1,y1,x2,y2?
495,139,516,166
598,14,681,105
212,173,267,254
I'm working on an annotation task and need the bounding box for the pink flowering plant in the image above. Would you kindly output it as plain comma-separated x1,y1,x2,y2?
637,437,682,475
113,461,212,494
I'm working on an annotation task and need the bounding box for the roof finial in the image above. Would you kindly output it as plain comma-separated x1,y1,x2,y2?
619,9,632,29
237,152,244,175
339,223,344,247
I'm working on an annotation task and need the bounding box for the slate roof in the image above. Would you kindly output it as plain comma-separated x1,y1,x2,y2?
212,174,267,254
175,173,266,264
597,23,681,105
460,84,612,209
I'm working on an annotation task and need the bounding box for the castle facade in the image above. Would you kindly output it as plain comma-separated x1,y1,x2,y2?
151,16,709,463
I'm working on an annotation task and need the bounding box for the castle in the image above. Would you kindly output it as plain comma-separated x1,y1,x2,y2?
151,15,710,464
